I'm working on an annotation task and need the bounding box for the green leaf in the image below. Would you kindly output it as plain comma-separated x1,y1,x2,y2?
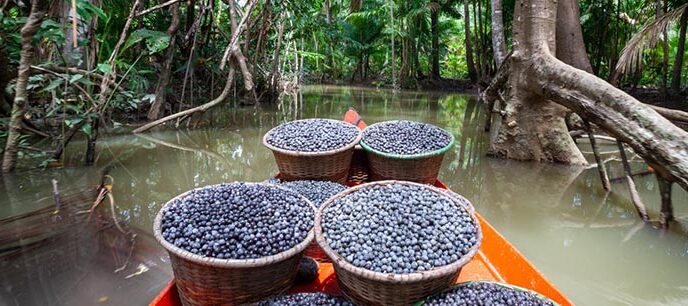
65,117,83,128
69,74,84,84
41,20,62,29
123,29,170,54
76,0,107,21
41,78,63,92
97,63,112,74
81,122,92,136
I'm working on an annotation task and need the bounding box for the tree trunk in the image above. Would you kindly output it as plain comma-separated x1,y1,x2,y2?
485,0,688,189
2,0,46,173
592,3,609,75
473,1,482,77
400,30,409,83
464,0,478,82
490,0,507,67
658,0,669,96
477,0,488,76
186,0,195,33
390,0,396,87
269,13,286,94
555,0,593,73
228,0,254,93
254,0,272,64
430,4,440,80
671,7,688,93
325,0,331,24
0,37,12,116
413,35,422,78
147,1,181,120
350,0,361,13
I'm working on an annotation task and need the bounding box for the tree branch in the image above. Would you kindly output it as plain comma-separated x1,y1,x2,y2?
136,0,180,17
219,0,258,70
133,68,235,133
648,104,688,124
535,53,688,189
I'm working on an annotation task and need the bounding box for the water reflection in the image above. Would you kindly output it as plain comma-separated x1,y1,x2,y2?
0,85,687,306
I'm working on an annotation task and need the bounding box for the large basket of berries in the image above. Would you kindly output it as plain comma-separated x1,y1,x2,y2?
360,120,454,184
263,119,362,184
416,281,558,306
315,181,482,306
153,182,316,306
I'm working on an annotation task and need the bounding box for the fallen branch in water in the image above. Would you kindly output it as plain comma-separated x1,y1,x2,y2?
52,179,61,215
132,68,235,133
114,233,137,273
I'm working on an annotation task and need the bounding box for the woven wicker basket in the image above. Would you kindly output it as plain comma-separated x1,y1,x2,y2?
413,281,560,305
153,183,316,306
315,181,482,306
360,121,455,184
347,147,370,184
263,119,362,184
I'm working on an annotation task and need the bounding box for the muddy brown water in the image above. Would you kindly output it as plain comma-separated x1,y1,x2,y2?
1,85,687,305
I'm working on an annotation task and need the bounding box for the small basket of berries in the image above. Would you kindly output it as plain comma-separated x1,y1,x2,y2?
360,120,454,184
263,119,362,183
153,182,316,306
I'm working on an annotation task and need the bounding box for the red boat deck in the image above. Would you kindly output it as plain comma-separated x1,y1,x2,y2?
149,110,574,306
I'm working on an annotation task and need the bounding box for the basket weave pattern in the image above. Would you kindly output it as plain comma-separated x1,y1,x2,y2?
315,181,482,306
271,149,355,183
153,184,316,306
169,251,301,306
366,153,445,184
346,148,370,183
334,263,461,305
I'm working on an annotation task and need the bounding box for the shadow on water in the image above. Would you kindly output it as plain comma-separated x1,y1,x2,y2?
1,85,687,305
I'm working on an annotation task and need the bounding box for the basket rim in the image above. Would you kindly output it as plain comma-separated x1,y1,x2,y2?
359,120,455,160
153,182,316,268
315,180,483,284
412,280,561,306
262,118,363,157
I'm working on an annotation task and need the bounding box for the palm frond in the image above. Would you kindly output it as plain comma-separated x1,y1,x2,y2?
615,4,688,75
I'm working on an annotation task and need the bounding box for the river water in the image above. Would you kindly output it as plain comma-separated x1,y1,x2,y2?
1,85,687,305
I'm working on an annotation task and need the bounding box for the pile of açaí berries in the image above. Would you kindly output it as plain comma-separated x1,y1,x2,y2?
160,118,553,305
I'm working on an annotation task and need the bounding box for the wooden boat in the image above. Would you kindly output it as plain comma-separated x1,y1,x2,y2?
150,109,574,306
